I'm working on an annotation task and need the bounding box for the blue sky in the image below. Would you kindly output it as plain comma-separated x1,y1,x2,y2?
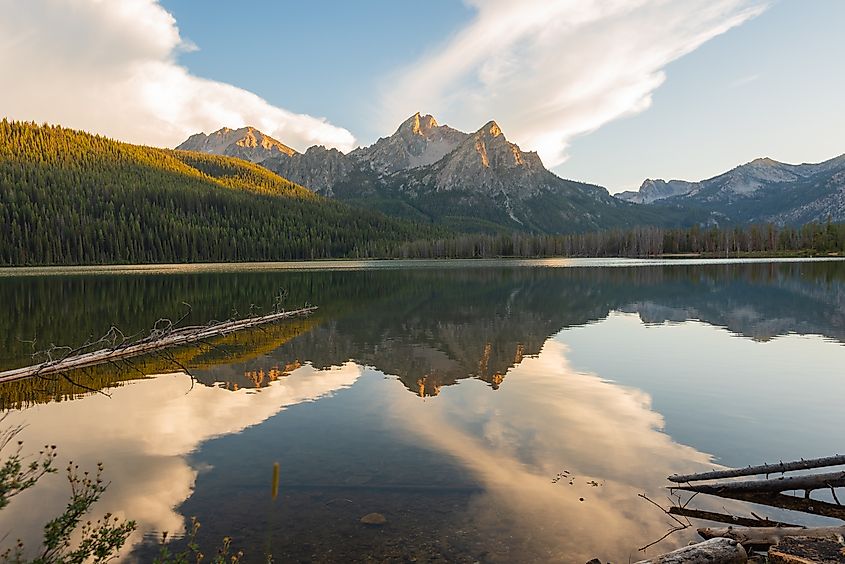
2,0,843,192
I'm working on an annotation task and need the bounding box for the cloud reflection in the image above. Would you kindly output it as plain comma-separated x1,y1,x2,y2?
388,340,716,562
0,362,360,558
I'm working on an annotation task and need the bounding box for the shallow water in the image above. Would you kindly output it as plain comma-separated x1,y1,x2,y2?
1,259,844,562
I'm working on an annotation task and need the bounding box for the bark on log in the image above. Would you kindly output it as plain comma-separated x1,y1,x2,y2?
768,536,845,564
698,525,845,547
673,471,845,495
633,537,747,563
670,455,845,483
0,307,317,384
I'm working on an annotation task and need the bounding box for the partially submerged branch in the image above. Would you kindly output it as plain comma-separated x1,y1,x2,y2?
0,306,317,385
670,455,845,483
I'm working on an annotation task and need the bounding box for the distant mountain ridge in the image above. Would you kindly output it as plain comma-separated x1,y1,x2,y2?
180,113,685,233
177,126,296,163
617,154,845,224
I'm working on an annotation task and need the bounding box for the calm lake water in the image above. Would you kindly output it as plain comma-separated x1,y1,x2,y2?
1,258,844,563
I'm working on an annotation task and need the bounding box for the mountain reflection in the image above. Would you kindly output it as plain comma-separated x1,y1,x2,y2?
384,339,716,562
1,260,843,404
2,260,844,561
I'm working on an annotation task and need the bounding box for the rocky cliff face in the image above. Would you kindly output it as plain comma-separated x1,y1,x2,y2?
350,112,468,174
429,121,550,197
176,126,296,163
616,154,845,225
261,146,352,197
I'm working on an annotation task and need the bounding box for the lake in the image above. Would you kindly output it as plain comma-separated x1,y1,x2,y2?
1,258,844,563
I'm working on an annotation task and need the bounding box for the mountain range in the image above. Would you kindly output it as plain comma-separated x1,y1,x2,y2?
179,113,687,233
180,114,845,231
616,155,845,224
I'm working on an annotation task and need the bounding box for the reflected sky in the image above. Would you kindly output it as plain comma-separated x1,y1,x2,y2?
1,260,844,562
0,363,360,555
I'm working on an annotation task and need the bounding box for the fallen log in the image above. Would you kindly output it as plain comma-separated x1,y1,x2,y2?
633,537,747,563
673,471,845,496
0,307,317,384
714,491,845,522
670,455,845,483
668,506,800,528
698,525,845,547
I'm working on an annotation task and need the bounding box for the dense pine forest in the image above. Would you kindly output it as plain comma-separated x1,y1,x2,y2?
385,221,845,259
1,120,843,266
0,120,438,265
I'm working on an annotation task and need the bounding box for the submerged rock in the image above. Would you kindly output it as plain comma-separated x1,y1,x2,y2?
360,512,387,526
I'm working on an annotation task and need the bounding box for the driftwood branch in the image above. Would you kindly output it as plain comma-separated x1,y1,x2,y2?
698,524,845,547
670,455,845,483
0,307,317,384
636,493,691,551
672,471,845,496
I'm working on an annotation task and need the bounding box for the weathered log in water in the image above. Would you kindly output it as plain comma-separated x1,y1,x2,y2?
698,525,845,546
632,537,748,563
673,471,845,496
668,506,800,528
0,307,317,384
713,491,845,522
670,455,845,483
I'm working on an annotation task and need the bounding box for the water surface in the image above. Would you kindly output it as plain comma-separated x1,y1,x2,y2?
1,259,844,562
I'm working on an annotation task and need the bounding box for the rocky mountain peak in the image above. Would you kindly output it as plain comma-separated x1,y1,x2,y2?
481,120,503,138
176,126,296,162
397,112,440,136
353,112,469,174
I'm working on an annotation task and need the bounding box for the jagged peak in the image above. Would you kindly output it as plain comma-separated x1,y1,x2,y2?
479,120,503,138
396,112,440,136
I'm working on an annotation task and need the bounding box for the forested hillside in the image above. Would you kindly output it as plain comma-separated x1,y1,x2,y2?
0,121,438,265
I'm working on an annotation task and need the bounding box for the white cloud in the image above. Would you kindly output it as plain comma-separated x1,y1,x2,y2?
382,0,767,167
0,0,356,151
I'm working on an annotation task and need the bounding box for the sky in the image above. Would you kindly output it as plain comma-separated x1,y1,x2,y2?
1,0,843,192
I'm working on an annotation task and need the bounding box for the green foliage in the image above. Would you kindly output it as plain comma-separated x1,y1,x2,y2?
0,426,251,563
0,120,439,266
32,463,135,564
0,420,57,511
0,421,135,563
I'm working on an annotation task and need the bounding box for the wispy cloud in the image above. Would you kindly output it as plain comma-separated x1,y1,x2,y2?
0,0,356,151
727,73,761,89
382,0,767,167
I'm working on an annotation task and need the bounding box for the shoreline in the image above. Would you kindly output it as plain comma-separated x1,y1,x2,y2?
1,255,844,277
